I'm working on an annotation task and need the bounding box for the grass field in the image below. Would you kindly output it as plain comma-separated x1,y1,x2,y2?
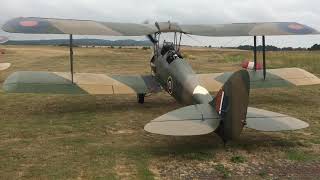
0,45,319,179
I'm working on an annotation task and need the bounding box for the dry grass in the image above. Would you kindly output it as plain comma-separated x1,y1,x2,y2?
0,45,319,179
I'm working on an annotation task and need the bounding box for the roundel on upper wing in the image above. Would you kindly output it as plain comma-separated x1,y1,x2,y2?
19,21,39,27
279,22,314,34
288,23,304,30
167,76,173,94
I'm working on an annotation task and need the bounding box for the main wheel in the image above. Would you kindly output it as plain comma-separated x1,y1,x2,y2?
137,94,145,104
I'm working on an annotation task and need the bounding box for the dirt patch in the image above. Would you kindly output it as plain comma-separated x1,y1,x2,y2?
149,153,320,179
114,157,138,179
106,127,136,135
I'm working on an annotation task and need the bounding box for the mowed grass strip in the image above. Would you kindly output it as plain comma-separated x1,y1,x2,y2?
0,45,319,179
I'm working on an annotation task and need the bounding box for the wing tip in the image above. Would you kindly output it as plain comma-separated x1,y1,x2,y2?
246,107,310,132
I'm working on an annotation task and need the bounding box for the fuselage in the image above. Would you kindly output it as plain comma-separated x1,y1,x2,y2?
149,43,252,142
151,46,213,105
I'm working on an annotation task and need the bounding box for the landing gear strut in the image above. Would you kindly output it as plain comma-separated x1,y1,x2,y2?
137,93,145,104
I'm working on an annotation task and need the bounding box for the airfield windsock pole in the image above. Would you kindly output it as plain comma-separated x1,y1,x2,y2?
69,34,74,83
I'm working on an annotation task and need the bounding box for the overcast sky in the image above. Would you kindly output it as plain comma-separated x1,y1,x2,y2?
1,0,320,47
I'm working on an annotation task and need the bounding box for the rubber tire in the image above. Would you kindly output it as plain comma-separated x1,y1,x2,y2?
137,94,145,104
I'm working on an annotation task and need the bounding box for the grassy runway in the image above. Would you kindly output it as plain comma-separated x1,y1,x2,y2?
0,45,319,179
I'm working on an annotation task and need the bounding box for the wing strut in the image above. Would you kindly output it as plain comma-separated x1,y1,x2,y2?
69,34,74,83
253,36,257,71
262,36,266,80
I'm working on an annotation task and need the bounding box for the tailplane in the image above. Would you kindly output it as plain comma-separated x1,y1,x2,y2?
144,103,221,136
144,69,309,140
246,107,309,131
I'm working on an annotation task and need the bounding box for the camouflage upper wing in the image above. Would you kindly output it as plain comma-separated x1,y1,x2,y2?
4,18,319,37
3,71,161,95
180,22,319,36
198,68,320,92
2,17,158,36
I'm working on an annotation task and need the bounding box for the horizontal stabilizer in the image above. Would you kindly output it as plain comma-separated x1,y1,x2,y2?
144,104,221,136
246,107,309,131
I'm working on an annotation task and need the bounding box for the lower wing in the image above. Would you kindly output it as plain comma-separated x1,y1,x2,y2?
198,68,320,92
3,71,161,95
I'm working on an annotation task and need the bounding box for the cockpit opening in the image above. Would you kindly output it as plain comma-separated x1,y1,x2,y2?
161,41,183,64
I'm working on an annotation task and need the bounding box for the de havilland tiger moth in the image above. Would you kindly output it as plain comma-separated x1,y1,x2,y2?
1,17,320,143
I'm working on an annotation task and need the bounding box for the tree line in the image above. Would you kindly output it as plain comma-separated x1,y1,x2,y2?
235,44,320,51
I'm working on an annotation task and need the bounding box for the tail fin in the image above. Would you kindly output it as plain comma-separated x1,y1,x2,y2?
212,70,250,141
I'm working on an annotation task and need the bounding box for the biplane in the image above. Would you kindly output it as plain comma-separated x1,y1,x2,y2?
2,17,320,142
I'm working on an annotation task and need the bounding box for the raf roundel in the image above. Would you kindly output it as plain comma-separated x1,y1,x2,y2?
288,23,304,31
19,21,39,27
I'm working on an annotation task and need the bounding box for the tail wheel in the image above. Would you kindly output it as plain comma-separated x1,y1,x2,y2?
137,93,145,104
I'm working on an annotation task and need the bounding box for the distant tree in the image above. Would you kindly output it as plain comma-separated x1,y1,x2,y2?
142,46,150,50
118,46,122,49
111,46,114,49
238,45,276,51
282,47,294,51
309,44,320,51
208,45,212,48
238,45,254,51
295,47,307,51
